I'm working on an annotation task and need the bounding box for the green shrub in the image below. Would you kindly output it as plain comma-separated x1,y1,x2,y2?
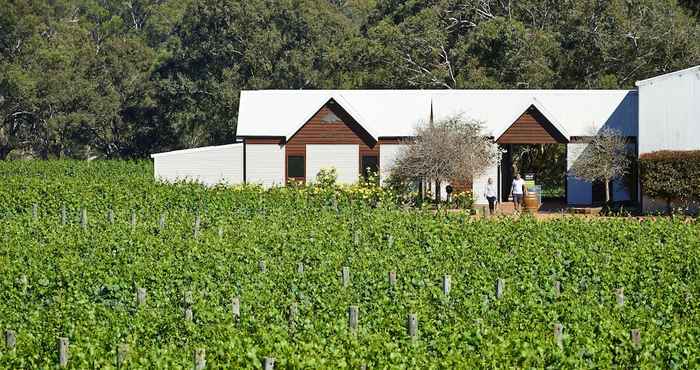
639,150,700,212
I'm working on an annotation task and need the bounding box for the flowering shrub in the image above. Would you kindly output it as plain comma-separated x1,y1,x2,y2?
452,190,474,209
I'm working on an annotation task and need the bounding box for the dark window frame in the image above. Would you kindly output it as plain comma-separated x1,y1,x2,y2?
361,155,379,179
287,155,305,179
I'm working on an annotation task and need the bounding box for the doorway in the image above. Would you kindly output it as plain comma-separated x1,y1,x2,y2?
500,144,567,203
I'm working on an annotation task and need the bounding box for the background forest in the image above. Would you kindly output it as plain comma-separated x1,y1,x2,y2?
1,0,699,160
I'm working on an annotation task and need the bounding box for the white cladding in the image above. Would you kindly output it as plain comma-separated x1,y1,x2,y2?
150,144,243,186
566,143,592,205
306,145,359,184
637,66,700,154
246,144,285,187
379,144,407,184
567,143,633,204
472,163,499,205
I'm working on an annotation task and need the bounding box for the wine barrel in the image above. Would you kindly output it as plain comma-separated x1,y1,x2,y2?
523,192,539,213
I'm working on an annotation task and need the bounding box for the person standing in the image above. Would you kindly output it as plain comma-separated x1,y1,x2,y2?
510,174,526,212
484,178,498,215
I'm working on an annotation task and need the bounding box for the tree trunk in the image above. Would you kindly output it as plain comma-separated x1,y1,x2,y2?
435,179,441,202
0,145,11,160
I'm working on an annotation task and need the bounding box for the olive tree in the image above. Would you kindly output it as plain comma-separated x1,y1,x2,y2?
569,127,631,204
391,115,501,201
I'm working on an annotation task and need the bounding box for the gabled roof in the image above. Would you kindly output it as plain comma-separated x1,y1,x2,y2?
236,89,639,139
635,65,700,87
493,97,569,141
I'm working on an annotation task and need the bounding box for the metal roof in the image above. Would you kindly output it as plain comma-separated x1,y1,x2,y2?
236,89,639,140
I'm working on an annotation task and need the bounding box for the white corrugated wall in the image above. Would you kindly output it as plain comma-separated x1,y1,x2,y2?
151,144,244,186
379,144,407,184
472,163,499,205
306,144,359,184
245,144,285,187
637,67,700,155
566,143,593,205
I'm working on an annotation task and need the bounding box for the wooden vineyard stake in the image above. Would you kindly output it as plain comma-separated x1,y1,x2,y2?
108,209,115,225
630,329,641,347
348,306,359,332
553,323,564,349
263,357,275,370
554,281,562,298
231,296,240,321
442,275,451,295
342,266,350,287
117,343,129,368
18,274,28,293
388,271,397,287
193,213,201,239
407,314,418,338
158,214,165,230
136,288,147,306
288,303,298,330
5,330,16,350
194,348,206,370
80,209,87,229
615,287,624,307
297,262,304,274
259,260,266,273
58,337,69,368
61,205,67,225
32,203,38,220
182,291,193,322
496,278,505,299
130,210,137,230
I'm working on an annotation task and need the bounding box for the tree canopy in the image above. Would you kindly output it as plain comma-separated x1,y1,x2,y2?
1,0,699,159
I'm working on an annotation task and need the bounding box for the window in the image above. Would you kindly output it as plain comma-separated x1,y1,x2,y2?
361,156,379,179
287,156,305,179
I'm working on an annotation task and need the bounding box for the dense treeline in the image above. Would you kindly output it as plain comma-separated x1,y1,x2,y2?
1,0,698,159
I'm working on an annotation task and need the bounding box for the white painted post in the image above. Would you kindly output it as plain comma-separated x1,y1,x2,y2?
263,357,275,370
615,287,624,307
231,296,240,321
407,314,418,338
442,275,451,295
496,278,504,299
5,330,16,350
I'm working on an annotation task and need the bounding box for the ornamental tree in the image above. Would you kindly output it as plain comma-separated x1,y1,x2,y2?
391,115,500,201
569,127,631,204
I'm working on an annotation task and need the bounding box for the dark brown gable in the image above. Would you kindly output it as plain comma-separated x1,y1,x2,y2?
285,99,378,181
286,99,376,147
497,105,568,144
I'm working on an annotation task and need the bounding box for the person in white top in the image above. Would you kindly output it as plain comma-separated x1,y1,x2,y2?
510,173,526,212
484,177,498,215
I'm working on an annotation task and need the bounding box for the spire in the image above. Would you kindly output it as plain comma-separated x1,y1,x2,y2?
429,98,434,126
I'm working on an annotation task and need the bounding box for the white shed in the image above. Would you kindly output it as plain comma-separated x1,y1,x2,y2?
151,143,244,186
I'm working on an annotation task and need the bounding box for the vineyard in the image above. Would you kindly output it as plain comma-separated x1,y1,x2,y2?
0,161,699,368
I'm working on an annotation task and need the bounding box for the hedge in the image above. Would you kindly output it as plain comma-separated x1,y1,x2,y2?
639,150,700,205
